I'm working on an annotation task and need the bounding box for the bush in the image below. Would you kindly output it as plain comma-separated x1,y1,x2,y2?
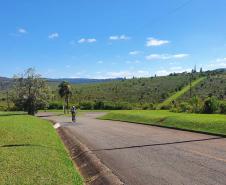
102,101,133,110
190,96,203,113
79,101,94,110
160,104,172,110
102,101,116,110
203,97,219,114
170,107,179,113
48,102,63,110
219,102,226,114
93,101,105,110
178,102,193,113
142,103,154,110
115,102,132,110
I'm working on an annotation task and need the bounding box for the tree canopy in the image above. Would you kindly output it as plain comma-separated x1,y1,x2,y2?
11,68,50,115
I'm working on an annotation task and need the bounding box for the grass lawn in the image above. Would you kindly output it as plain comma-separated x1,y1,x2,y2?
0,112,83,185
100,110,226,136
157,77,206,109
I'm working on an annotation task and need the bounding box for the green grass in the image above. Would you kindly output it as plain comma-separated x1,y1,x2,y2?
0,112,83,185
157,77,206,109
100,110,226,136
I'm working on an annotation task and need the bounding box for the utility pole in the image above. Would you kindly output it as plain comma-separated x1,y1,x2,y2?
189,73,192,98
6,91,9,110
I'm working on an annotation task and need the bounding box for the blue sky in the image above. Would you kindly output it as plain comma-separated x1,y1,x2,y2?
0,0,226,78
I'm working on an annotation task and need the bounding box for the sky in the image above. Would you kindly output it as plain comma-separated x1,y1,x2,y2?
0,0,226,78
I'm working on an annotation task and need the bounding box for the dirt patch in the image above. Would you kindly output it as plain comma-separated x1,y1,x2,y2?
57,127,124,185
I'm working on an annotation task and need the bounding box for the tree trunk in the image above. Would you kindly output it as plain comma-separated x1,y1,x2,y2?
66,96,69,114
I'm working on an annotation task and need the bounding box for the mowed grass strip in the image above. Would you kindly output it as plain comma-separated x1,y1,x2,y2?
100,110,226,136
157,77,206,109
0,112,83,185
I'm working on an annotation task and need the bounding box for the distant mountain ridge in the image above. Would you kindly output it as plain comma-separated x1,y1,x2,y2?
0,76,123,85
212,68,226,72
47,78,123,84
0,68,225,87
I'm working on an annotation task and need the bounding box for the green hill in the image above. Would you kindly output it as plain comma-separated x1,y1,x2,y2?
178,74,226,102
52,73,199,107
157,77,206,109
1,69,226,110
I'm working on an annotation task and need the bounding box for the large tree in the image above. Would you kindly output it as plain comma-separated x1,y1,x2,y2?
11,68,50,115
58,81,72,114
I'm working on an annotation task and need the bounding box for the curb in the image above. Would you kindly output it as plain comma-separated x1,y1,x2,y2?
57,127,124,185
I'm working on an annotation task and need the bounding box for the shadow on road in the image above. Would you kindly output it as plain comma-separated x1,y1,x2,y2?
92,137,223,151
36,114,63,118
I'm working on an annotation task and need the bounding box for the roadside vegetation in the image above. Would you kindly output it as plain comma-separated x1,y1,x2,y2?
0,112,83,185
100,110,226,136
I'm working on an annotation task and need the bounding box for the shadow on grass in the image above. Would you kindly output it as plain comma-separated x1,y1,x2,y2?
0,143,39,148
0,143,65,153
0,113,27,117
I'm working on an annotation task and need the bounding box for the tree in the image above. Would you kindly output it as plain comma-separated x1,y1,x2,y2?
11,68,50,115
58,81,72,114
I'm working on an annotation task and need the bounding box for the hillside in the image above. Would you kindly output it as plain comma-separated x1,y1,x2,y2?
1,69,226,110
157,77,206,109
53,73,197,105
0,77,12,90
178,74,226,101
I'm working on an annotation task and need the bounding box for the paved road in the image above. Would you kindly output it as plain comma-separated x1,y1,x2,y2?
39,112,226,185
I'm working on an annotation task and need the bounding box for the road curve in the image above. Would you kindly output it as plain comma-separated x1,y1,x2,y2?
39,112,226,185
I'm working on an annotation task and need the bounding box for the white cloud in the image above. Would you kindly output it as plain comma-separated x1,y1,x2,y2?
129,50,140,55
146,53,189,60
126,60,141,64
18,28,27,34
146,37,169,47
87,38,97,43
10,27,28,37
206,58,226,69
156,67,191,76
94,70,151,79
78,38,97,43
78,38,86,43
48,32,59,39
109,35,130,41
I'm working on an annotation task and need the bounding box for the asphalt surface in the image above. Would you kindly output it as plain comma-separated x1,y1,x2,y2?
39,112,226,185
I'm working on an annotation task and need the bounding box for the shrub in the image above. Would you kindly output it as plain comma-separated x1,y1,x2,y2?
114,102,133,110
160,104,172,110
142,103,154,110
178,102,193,113
48,102,63,110
170,107,179,113
79,101,94,110
93,101,105,110
102,101,116,110
190,96,203,113
219,102,226,114
203,96,219,114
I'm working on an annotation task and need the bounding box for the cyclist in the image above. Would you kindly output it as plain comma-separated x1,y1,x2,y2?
71,106,77,123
